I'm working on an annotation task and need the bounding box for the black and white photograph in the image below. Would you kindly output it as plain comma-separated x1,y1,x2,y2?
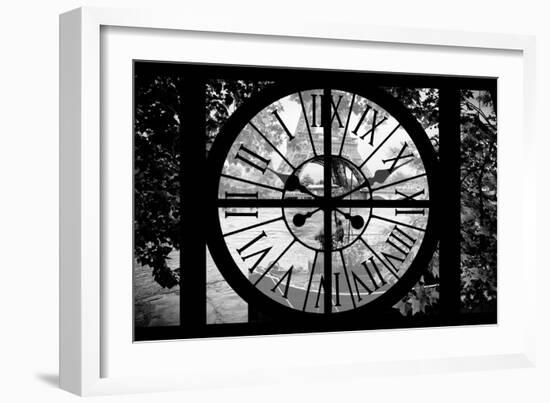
3,0,548,400
133,62,497,340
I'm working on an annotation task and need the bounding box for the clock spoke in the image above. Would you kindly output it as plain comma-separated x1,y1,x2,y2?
369,214,426,232
395,189,426,201
358,124,401,169
249,121,296,170
218,198,318,208
302,251,319,311
381,143,414,174
338,250,356,309
223,215,284,237
220,173,284,193
337,93,356,157
370,172,427,193
267,270,296,308
359,237,400,280
334,172,427,200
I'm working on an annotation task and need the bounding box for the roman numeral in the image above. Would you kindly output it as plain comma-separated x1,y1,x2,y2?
334,272,341,307
352,106,388,144
382,226,416,272
351,271,373,301
395,189,430,215
310,272,343,310
235,144,270,173
361,257,387,291
380,251,405,272
224,192,258,218
382,143,413,173
271,110,295,141
311,94,320,127
395,189,425,200
386,225,415,253
270,266,294,299
314,275,327,309
330,95,344,128
310,93,345,128
302,252,318,311
338,250,356,308
298,92,317,156
236,231,272,274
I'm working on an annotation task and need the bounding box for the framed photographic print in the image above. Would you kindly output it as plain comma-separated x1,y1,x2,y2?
60,7,537,396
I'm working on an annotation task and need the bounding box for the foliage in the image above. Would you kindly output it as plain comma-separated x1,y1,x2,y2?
459,90,497,312
134,70,182,288
386,87,440,150
205,80,274,153
387,87,497,315
134,74,273,289
394,248,440,316
386,87,440,316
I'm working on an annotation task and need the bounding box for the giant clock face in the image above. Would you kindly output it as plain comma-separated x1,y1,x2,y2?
207,83,439,320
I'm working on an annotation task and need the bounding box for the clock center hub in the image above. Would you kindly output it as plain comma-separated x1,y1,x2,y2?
281,155,372,251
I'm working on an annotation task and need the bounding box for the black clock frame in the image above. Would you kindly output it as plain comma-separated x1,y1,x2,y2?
207,82,440,322
133,61,497,341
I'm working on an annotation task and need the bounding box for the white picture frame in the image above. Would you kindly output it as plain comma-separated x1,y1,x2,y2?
59,6,537,396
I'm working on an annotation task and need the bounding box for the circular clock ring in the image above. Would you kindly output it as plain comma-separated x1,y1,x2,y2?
206,80,441,323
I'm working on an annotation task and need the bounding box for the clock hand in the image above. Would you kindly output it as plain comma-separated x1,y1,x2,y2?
266,167,318,197
335,180,369,200
369,160,412,186
335,209,364,230
266,167,291,184
335,160,413,199
285,174,311,193
292,208,321,227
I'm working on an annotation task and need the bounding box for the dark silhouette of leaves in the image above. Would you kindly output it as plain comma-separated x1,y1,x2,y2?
134,74,273,288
